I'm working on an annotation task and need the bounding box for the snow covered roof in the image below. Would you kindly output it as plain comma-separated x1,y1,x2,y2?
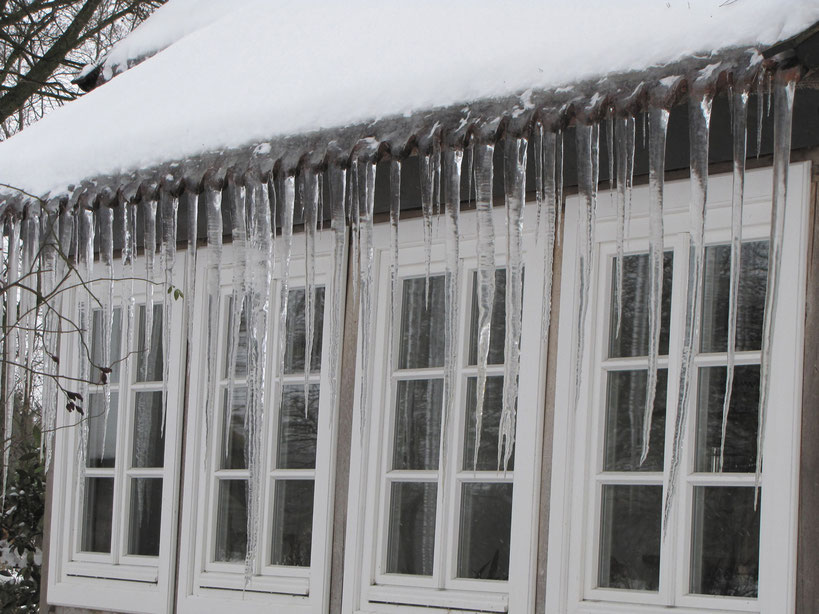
1,0,818,202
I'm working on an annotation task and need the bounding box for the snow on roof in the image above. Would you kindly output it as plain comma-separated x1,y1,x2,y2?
1,0,818,198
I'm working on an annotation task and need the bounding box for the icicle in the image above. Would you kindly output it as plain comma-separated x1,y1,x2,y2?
243,173,274,582
349,162,360,306
555,130,564,245
159,190,178,433
184,190,199,357
277,176,295,383
302,169,319,416
472,141,495,470
614,117,629,334
642,110,647,149
720,85,748,470
419,151,434,308
328,164,347,422
142,198,157,382
607,109,616,198
534,123,544,237
204,185,223,462
76,207,95,514
767,71,773,117
625,116,636,240
572,124,598,414
20,212,39,383
664,88,713,531
357,159,377,439
641,106,669,466
124,200,137,382
2,218,20,507
757,74,796,497
542,130,558,347
500,137,527,471
756,75,764,158
389,160,401,372
98,205,114,461
39,210,59,468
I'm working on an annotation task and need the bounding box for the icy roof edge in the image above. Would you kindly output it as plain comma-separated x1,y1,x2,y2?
0,47,805,214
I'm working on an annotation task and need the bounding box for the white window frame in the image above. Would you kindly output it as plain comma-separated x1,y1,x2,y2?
176,231,342,614
47,255,187,614
546,162,810,614
343,205,548,614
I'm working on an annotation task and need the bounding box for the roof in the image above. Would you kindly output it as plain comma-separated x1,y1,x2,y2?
1,0,819,202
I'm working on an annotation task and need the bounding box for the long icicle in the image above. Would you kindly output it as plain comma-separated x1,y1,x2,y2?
641,105,669,466
2,218,20,507
721,84,748,470
203,184,223,466
302,169,319,416
625,117,636,238
535,123,544,236
98,205,114,461
500,137,527,471
39,210,60,469
142,197,158,382
160,189,178,434
389,160,401,372
555,129,564,245
184,190,199,359
614,117,628,335
664,86,713,531
328,164,347,425
358,159,377,439
756,74,796,499
542,130,558,362
277,176,295,384
473,140,495,470
419,151,435,308
124,200,137,386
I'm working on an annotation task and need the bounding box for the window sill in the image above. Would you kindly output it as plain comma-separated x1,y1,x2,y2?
366,583,509,612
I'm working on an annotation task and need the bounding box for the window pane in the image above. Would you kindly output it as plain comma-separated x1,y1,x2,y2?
386,481,437,575
132,391,165,468
81,477,114,553
224,297,249,378
598,484,661,591
91,308,122,384
694,366,759,473
608,252,673,359
397,276,445,369
128,478,163,556
457,483,512,580
277,385,318,469
603,370,667,472
690,487,760,597
463,376,513,471
86,392,118,469
136,304,163,382
283,287,325,374
270,480,314,567
215,480,247,563
468,269,507,366
392,379,443,471
701,241,768,353
221,387,247,470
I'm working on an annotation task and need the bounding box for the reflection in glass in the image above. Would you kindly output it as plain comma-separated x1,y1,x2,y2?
215,480,247,563
271,480,314,567
81,477,114,553
695,366,759,473
701,241,768,353
278,385,319,470
137,304,163,382
690,487,760,597
608,252,673,359
463,377,513,471
221,387,247,470
386,482,437,575
392,379,443,471
457,483,512,580
598,485,661,591
86,392,118,468
283,287,325,374
398,276,445,369
128,478,163,556
91,308,122,384
468,269,507,366
132,391,164,468
603,370,667,472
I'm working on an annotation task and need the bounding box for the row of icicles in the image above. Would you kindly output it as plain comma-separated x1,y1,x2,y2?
0,68,796,578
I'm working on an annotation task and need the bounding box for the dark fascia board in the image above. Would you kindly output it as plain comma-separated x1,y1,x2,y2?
764,19,819,69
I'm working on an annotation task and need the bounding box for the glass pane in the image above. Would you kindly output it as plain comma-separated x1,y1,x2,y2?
463,376,513,471
128,478,163,556
91,308,122,384
224,297,249,378
701,241,768,353
468,269,507,366
457,483,512,580
608,252,673,358
690,487,760,597
270,480,314,567
132,391,165,468
86,392,118,469
81,477,114,553
278,385,319,469
136,304,163,382
386,481,437,575
215,480,247,563
221,387,247,470
283,287,325,374
598,484,661,591
392,379,443,471
603,370,667,472
397,276,445,369
694,366,759,473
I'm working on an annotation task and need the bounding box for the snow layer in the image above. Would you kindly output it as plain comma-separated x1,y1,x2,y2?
1,0,817,197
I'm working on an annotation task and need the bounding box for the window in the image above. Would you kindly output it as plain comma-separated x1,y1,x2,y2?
177,240,340,614
346,207,547,613
47,260,186,614
547,163,809,613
